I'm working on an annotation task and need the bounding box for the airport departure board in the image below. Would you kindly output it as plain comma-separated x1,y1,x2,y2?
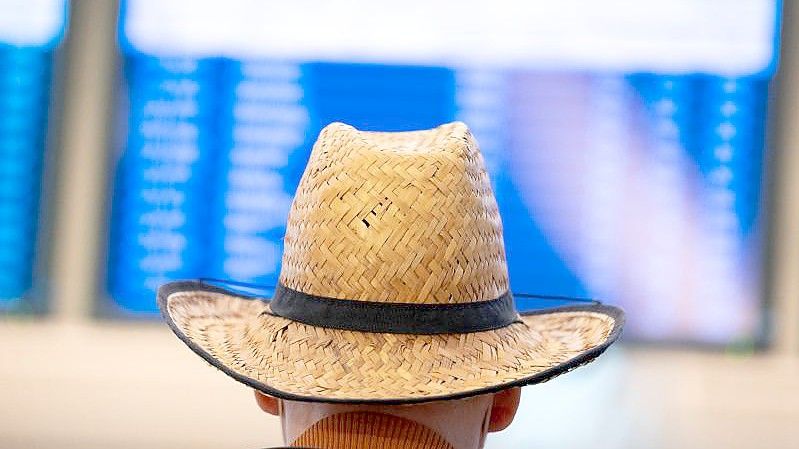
0,0,66,311
108,0,779,344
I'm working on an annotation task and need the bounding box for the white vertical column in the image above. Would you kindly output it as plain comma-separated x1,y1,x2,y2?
769,0,799,354
50,0,118,321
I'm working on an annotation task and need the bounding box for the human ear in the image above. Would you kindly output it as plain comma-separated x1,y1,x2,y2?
488,387,521,432
254,390,281,416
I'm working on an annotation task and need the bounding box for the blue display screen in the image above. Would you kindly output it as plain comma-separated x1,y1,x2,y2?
108,1,779,344
0,0,67,310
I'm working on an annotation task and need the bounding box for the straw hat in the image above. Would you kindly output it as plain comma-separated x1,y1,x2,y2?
159,121,624,404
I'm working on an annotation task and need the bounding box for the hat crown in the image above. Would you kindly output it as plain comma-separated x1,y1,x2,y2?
279,122,509,304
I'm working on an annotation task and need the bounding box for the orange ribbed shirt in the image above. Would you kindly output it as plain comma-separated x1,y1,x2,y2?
290,412,455,449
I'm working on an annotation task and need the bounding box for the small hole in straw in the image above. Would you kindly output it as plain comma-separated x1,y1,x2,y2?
362,218,370,228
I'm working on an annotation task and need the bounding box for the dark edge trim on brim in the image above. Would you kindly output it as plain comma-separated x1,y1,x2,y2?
157,280,625,405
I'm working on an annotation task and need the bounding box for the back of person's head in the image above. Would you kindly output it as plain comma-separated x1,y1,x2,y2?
255,388,520,448
160,123,623,449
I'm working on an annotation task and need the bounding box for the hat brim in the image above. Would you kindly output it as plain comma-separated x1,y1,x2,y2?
159,281,624,405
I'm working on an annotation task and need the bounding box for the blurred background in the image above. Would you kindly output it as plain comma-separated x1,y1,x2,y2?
1,0,797,447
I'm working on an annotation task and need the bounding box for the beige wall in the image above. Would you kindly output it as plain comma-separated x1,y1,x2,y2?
2,321,798,449
1,1,798,448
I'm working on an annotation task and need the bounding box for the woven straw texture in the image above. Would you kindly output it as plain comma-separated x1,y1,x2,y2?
280,122,507,304
164,289,618,401
290,412,453,449
160,122,623,403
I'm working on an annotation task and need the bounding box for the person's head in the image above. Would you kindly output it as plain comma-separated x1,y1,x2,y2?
159,123,623,448
254,387,521,449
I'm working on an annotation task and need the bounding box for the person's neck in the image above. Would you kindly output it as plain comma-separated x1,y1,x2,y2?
290,412,454,449
281,394,493,449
